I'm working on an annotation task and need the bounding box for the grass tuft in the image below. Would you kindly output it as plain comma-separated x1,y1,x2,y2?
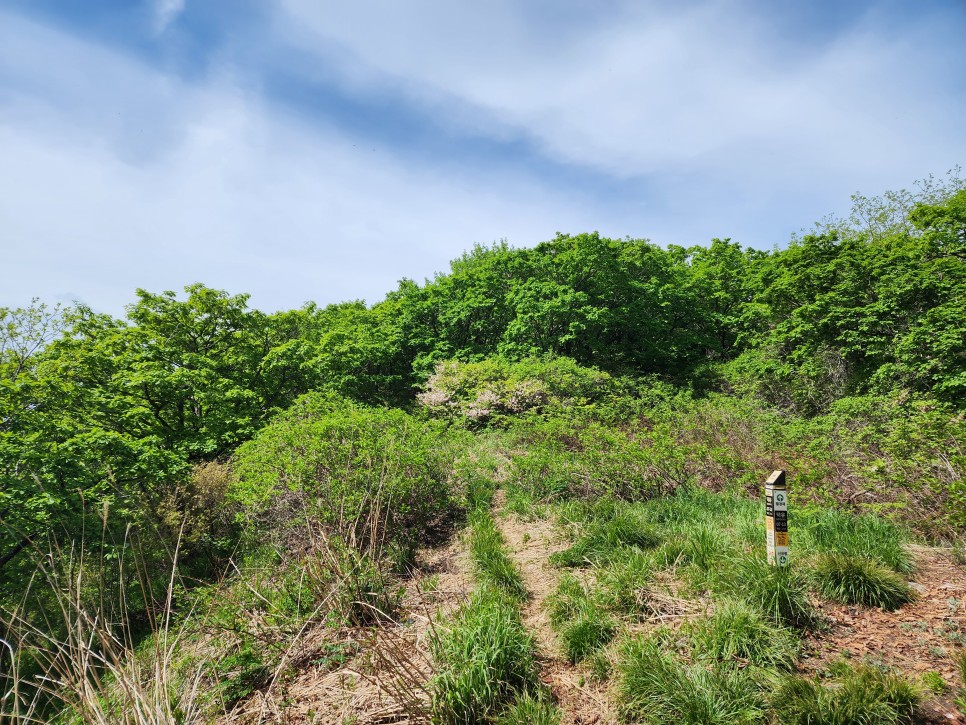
686,599,799,670
546,575,590,628
561,609,617,664
550,509,660,567
731,555,815,629
496,691,561,725
616,637,764,725
429,587,538,723
955,650,966,715
469,513,528,600
798,509,912,573
596,549,657,615
811,553,915,610
773,663,921,725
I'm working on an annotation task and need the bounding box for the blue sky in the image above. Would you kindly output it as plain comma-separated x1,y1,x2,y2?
2,0,964,315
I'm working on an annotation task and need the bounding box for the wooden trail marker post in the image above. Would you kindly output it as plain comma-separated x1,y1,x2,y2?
765,470,789,566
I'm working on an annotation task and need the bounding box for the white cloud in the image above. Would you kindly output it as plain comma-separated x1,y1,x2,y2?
153,0,186,34
276,0,963,189
1,3,963,315
0,12,598,315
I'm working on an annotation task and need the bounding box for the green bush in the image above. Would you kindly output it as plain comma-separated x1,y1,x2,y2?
509,417,688,503
417,356,621,425
429,587,538,723
616,638,764,725
811,553,915,610
231,392,457,558
773,664,921,725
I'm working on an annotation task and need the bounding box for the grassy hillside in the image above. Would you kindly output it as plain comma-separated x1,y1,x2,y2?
1,179,965,721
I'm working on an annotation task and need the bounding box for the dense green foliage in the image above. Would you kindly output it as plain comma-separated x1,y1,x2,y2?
1,175,963,720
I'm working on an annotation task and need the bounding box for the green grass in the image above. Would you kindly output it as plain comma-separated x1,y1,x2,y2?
797,508,913,573
955,649,966,715
595,549,657,615
730,555,815,629
545,575,616,663
429,587,539,723
469,513,528,600
686,599,799,670
684,525,729,575
546,575,590,628
616,637,765,725
496,691,561,725
811,553,915,610
560,609,617,663
772,663,921,725
550,508,661,567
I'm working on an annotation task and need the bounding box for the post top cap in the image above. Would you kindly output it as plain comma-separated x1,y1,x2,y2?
766,470,786,487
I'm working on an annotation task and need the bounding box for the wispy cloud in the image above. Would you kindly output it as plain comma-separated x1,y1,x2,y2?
276,0,964,196
0,12,598,314
153,0,185,34
0,1,963,314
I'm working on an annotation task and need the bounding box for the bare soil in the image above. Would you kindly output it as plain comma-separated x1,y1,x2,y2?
498,511,620,725
801,545,966,723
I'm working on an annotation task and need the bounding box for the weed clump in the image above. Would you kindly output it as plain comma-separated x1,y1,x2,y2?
496,691,561,725
561,611,617,664
686,599,799,670
430,587,538,723
550,509,660,567
616,638,764,725
773,663,921,725
470,513,528,600
798,509,913,573
731,555,815,629
596,550,657,615
811,553,915,610
546,575,590,627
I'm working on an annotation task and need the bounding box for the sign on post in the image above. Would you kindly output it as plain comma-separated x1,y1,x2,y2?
765,470,789,566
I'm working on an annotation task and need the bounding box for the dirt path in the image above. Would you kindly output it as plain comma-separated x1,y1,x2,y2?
802,545,966,723
498,511,619,725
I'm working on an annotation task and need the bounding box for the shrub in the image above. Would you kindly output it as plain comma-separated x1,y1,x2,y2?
508,417,687,503
429,587,538,723
772,664,921,725
417,356,619,425
686,599,798,670
616,638,764,725
231,393,457,559
811,553,915,610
